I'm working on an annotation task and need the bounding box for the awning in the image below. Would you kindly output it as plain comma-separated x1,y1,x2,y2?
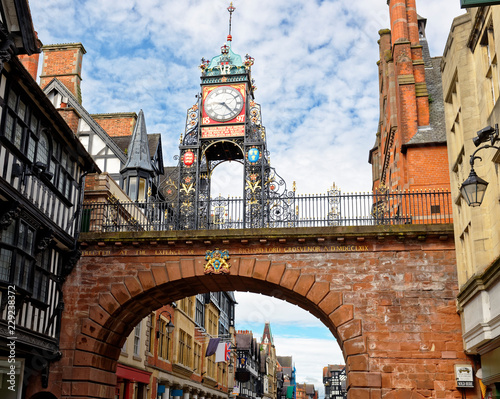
116,364,151,384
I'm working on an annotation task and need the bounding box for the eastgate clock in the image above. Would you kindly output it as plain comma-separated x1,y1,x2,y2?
204,86,244,122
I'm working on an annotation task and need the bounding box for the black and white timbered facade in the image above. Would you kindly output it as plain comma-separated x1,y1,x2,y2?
0,2,97,397
43,77,165,202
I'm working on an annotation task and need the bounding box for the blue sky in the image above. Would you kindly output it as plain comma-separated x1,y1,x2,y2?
29,0,464,395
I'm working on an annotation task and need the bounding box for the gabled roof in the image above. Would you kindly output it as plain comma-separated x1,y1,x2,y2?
42,78,127,164
10,58,97,172
261,322,274,345
277,356,293,368
236,332,253,350
2,0,39,55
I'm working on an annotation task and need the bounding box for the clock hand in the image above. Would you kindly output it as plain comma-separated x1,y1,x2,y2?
221,102,233,112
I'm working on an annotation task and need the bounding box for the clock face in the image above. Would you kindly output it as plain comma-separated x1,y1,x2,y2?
204,86,244,122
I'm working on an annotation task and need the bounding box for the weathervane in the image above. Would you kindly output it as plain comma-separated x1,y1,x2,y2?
227,2,235,39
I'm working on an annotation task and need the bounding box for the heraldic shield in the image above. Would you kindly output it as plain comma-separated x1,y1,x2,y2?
204,249,231,274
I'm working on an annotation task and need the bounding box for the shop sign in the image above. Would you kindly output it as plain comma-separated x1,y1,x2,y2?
455,364,474,388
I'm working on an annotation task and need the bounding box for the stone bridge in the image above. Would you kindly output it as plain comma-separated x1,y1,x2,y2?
32,223,474,399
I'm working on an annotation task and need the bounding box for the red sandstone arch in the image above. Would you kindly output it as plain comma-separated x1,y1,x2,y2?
30,225,475,399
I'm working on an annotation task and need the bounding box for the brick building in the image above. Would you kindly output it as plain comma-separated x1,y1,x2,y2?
369,0,451,195
441,5,500,397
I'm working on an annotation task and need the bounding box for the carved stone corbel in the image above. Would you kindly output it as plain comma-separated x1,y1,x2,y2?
0,201,21,230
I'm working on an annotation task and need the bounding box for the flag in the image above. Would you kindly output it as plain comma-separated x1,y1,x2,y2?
225,342,231,361
215,342,226,362
205,337,220,357
215,342,231,363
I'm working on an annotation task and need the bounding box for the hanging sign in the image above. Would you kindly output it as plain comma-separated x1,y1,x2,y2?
455,364,474,388
461,0,500,7
183,151,195,166
248,148,260,163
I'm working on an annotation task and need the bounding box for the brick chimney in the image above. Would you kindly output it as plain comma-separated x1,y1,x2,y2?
40,43,86,104
386,0,429,142
18,32,42,81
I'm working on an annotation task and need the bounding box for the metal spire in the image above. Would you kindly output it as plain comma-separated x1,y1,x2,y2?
227,2,235,39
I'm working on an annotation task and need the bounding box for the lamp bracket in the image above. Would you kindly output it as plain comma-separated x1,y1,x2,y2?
470,144,500,167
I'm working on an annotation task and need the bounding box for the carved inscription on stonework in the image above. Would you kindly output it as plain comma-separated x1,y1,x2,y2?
81,245,370,257
237,245,370,254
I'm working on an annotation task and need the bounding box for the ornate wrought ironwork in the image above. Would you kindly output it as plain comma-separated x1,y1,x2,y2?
82,189,452,232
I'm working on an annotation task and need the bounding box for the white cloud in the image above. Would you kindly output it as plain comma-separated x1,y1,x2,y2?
29,0,464,194
275,336,343,398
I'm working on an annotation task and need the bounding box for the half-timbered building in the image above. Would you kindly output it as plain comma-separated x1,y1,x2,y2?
0,2,97,398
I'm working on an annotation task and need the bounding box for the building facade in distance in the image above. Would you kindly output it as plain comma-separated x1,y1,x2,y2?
323,365,346,399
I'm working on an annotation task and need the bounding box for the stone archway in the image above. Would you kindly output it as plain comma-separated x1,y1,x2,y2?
34,224,472,399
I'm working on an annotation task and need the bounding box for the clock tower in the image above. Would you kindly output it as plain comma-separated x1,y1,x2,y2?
170,3,282,230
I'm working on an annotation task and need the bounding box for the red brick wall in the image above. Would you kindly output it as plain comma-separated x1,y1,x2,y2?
58,107,80,134
40,44,85,103
34,225,479,399
371,1,449,195
92,114,137,137
17,53,40,81
406,146,451,190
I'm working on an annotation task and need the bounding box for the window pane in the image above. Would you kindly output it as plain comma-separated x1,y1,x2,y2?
18,223,25,250
7,90,17,109
61,151,68,169
14,122,23,148
2,222,16,245
27,136,36,161
30,115,38,133
139,178,146,201
18,100,26,121
129,178,137,200
37,131,49,164
5,113,14,138
0,248,13,281
26,228,34,255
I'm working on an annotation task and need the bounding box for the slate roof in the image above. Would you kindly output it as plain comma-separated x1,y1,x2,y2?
277,356,293,368
235,332,253,350
305,385,315,395
404,36,447,147
111,133,161,161
122,110,153,172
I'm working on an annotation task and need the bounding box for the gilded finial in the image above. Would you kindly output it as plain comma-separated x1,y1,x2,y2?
227,2,236,39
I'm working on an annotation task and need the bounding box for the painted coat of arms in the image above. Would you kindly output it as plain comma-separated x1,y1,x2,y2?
204,249,231,274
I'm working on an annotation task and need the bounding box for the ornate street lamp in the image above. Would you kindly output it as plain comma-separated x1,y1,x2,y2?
460,167,489,207
157,310,175,337
461,124,500,207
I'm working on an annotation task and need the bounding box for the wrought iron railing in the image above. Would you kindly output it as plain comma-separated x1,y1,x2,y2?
80,189,452,233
